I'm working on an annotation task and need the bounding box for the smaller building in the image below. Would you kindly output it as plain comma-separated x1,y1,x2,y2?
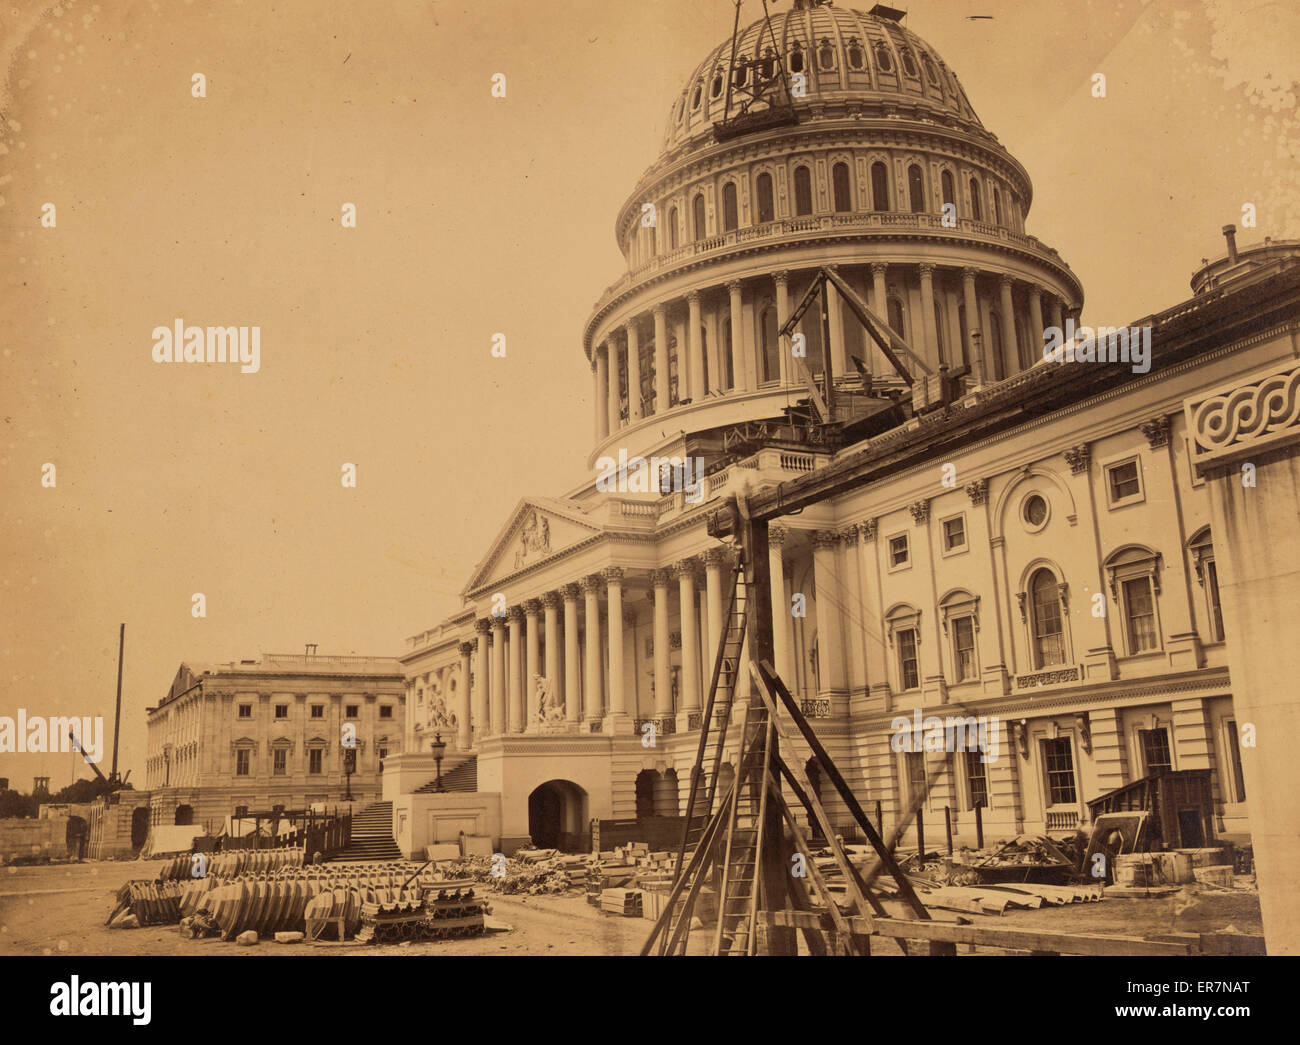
145,652,405,830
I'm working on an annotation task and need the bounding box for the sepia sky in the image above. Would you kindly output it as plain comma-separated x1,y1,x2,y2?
1,0,1296,789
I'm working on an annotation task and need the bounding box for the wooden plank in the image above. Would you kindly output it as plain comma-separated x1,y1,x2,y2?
773,777,860,953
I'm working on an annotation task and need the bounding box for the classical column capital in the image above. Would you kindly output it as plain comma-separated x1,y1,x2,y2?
540,590,562,608
839,524,859,544
998,273,1015,288
523,598,540,616
772,269,790,287
1139,415,1172,449
961,266,979,282
475,618,492,635
701,546,730,567
810,529,840,550
674,557,700,578
909,499,931,524
1063,445,1091,474
1026,283,1043,301
686,289,702,305
726,279,744,294
965,478,989,505
918,262,936,278
580,574,603,594
860,518,877,541
652,303,667,317
507,604,527,623
491,614,508,631
870,261,888,276
769,523,788,546
458,641,474,657
650,567,674,588
561,582,581,601
602,566,626,584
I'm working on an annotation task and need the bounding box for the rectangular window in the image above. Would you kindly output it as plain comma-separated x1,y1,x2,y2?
897,628,920,691
1106,458,1141,504
272,748,287,776
310,705,324,719
235,748,250,776
275,704,288,719
1139,727,1172,775
345,704,359,718
953,616,977,682
234,805,249,819
965,749,988,809
889,535,909,568
1123,576,1158,653
1225,719,1246,801
1042,737,1077,805
942,515,966,552
309,749,323,775
377,745,388,761
238,704,252,719
379,706,393,719
905,751,926,805
1206,560,1225,641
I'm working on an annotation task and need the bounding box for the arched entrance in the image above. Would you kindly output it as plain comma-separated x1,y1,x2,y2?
527,780,589,852
131,806,150,851
174,804,194,826
66,816,88,859
634,770,656,819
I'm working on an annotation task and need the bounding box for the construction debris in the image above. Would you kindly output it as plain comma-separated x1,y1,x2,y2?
600,888,643,917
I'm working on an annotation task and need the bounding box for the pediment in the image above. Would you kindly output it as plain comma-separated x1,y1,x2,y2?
464,497,602,594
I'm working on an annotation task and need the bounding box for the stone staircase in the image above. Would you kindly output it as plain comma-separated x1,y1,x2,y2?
329,800,403,862
415,755,477,794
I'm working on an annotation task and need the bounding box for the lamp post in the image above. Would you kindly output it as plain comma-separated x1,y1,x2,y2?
342,745,356,802
430,732,447,793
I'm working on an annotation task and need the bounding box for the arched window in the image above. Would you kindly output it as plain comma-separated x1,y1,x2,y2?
667,206,678,250
887,296,907,338
1029,568,1066,668
1188,529,1224,642
847,40,865,70
692,193,707,240
790,45,805,74
901,48,920,77
756,171,775,224
908,164,925,213
969,178,983,222
922,53,940,86
711,70,724,98
993,185,1003,225
818,39,835,70
1105,547,1164,655
794,165,813,216
759,49,776,81
941,170,956,212
722,182,739,232
832,162,852,212
733,58,749,89
760,305,780,383
691,83,702,109
874,42,893,73
871,161,890,211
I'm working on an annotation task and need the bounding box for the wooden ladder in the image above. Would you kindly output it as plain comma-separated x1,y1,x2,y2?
713,704,774,956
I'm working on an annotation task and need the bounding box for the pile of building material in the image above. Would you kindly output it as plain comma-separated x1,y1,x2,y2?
599,888,643,917
950,835,1081,883
587,862,634,905
107,881,184,927
442,853,579,895
354,887,486,943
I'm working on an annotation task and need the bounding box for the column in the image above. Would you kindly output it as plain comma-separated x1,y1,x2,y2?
961,267,982,382
1027,285,1045,361
542,592,560,707
562,583,581,723
490,616,507,737
826,264,848,379
653,305,669,412
918,263,938,369
606,340,621,434
1047,295,1064,334
840,526,867,694
473,619,490,740
687,291,704,403
676,560,701,718
604,568,626,721
652,568,673,717
768,525,791,683
593,355,607,443
998,275,1017,378
582,575,604,723
524,599,540,728
626,322,642,421
727,280,745,392
774,271,791,385
703,548,726,670
507,606,524,733
856,522,886,701
871,262,889,376
811,530,847,694
456,642,473,749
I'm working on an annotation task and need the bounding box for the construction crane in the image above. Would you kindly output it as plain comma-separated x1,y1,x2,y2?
714,0,798,143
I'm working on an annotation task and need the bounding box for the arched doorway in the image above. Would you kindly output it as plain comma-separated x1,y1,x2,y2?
174,804,194,826
527,780,589,852
634,770,657,819
131,806,150,851
66,816,88,859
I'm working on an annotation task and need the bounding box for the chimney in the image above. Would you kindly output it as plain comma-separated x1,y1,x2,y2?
1222,224,1238,263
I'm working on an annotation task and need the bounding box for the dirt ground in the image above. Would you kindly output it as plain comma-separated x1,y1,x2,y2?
0,859,1264,956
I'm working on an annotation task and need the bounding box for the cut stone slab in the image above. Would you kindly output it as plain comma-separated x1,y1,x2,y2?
236,930,258,946
425,843,461,862
274,931,304,944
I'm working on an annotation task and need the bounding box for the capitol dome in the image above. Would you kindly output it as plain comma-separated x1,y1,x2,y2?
662,0,983,153
582,0,1085,469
